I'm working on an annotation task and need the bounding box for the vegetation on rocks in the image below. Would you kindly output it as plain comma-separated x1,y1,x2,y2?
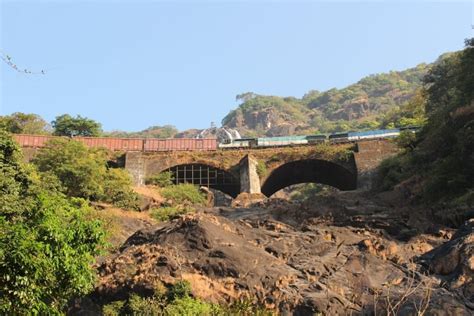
151,184,207,222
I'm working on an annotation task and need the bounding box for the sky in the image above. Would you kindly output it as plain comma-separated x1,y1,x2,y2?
0,0,473,132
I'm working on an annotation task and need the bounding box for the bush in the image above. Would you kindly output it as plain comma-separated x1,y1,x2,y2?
161,184,207,206
289,183,335,201
32,138,139,209
102,280,219,316
256,162,267,177
146,171,174,187
150,206,191,222
376,155,412,191
164,296,216,316
103,169,140,210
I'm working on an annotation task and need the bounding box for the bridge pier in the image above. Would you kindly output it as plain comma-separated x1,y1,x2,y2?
353,141,399,189
125,152,145,186
239,154,261,194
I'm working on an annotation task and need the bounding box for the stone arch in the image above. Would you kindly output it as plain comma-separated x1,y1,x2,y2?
261,159,357,197
164,163,240,198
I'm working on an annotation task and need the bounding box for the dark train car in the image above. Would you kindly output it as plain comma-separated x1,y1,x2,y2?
328,132,349,143
306,134,327,144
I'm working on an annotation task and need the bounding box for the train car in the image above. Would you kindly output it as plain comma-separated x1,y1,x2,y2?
306,134,327,144
218,138,253,149
144,138,217,151
76,137,144,151
348,129,400,141
328,132,349,143
13,134,56,148
399,126,420,133
256,135,308,147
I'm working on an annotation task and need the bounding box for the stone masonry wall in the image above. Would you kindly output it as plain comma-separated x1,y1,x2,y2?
353,140,400,189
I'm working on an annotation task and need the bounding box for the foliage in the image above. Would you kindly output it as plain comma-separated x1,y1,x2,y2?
33,138,106,199
103,169,140,210
289,183,336,201
52,114,102,137
0,131,106,314
160,184,207,207
150,184,207,222
151,206,192,222
102,279,274,316
378,39,474,203
146,171,174,187
380,89,427,129
395,131,417,151
164,296,216,316
102,280,219,316
256,161,267,178
0,112,51,134
32,138,139,209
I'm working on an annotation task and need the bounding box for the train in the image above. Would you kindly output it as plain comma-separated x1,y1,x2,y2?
13,127,418,152
219,127,418,149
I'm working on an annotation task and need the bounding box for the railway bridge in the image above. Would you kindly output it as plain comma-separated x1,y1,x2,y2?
125,140,398,197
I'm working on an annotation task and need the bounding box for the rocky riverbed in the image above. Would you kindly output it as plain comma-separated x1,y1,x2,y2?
79,191,473,315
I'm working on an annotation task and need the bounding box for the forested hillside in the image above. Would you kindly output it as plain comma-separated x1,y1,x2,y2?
378,40,474,204
222,60,435,137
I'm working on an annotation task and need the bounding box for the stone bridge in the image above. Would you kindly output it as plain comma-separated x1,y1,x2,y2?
125,140,398,197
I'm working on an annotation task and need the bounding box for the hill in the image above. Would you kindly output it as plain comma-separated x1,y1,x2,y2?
222,61,438,137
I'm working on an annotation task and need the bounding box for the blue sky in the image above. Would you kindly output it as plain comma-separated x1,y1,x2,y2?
0,1,472,132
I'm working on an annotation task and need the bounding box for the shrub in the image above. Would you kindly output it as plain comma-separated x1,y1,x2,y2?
150,206,192,222
168,280,192,300
103,168,140,210
164,296,216,316
146,171,174,187
256,162,267,177
290,183,335,201
102,280,220,316
32,138,139,209
161,184,207,206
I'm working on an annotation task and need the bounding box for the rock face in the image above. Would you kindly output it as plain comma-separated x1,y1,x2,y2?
419,219,474,308
225,107,303,137
93,192,473,315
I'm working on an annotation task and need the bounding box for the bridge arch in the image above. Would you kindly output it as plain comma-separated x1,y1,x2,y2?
261,159,357,197
163,163,240,198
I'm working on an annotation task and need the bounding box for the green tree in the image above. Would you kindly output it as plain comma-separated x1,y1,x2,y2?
52,114,102,137
0,131,106,314
378,39,474,203
0,112,50,134
32,138,139,209
33,138,107,199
